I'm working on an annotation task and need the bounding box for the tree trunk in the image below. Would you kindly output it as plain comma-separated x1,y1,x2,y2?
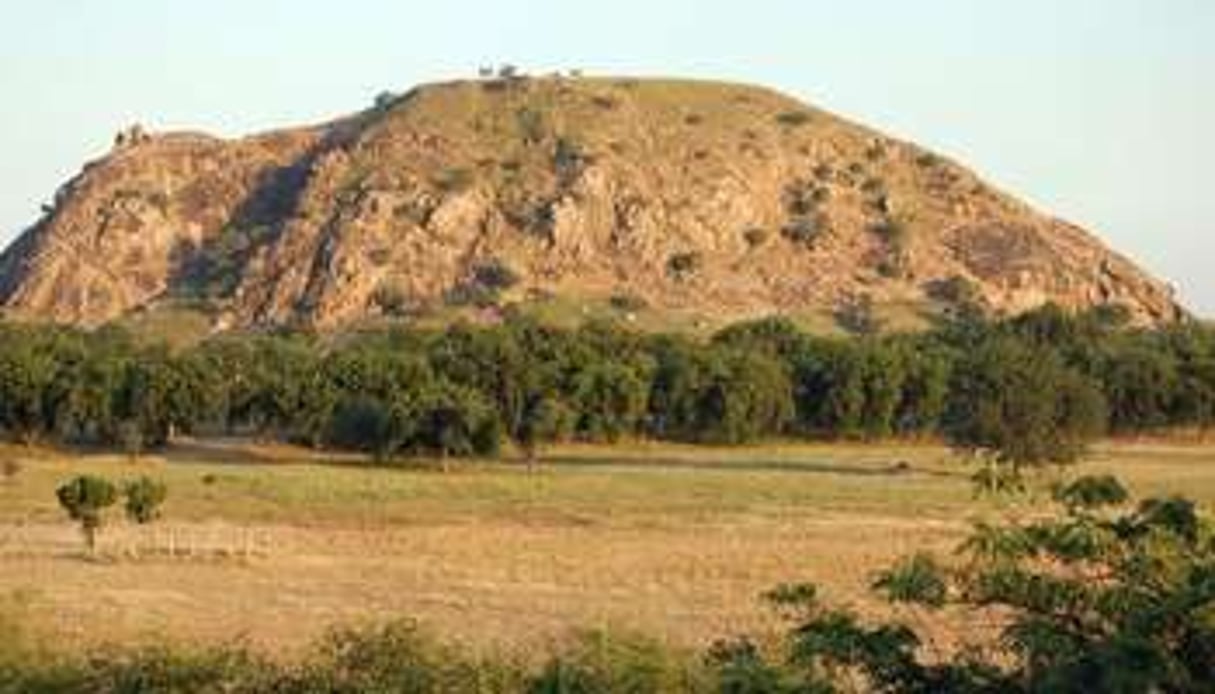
525,445,538,474
83,523,97,557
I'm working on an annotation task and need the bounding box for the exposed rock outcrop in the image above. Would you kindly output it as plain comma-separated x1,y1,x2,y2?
0,77,1185,330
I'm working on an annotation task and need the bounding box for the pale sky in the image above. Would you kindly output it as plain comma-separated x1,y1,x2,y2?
2,1,1212,314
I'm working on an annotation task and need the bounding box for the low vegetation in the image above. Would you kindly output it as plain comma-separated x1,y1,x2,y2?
54,474,166,552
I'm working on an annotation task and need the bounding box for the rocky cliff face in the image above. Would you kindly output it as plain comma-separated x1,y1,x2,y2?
0,77,1185,330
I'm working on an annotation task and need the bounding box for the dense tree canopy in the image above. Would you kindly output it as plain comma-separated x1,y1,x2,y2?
0,306,1208,467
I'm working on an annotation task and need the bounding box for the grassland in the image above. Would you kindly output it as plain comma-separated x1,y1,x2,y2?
1,439,1213,659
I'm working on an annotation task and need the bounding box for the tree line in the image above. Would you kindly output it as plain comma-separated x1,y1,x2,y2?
0,305,1210,463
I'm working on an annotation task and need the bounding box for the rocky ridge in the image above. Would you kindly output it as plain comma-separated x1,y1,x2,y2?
0,77,1184,331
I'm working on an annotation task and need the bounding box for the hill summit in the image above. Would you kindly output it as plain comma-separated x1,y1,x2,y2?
0,76,1184,331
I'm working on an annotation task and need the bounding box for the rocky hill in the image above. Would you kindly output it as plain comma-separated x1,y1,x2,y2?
0,76,1185,331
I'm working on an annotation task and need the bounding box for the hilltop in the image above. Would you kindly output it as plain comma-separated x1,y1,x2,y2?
0,76,1185,331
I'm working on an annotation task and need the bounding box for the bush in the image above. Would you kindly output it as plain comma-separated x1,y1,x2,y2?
56,475,118,553
742,227,769,249
296,620,523,692
327,397,393,458
553,137,586,182
925,274,980,306
123,476,167,524
433,168,474,194
371,283,411,317
666,252,703,281
752,476,1215,691
532,630,705,692
775,111,812,127
373,91,398,111
869,217,907,246
833,295,882,336
473,258,522,291
516,107,545,145
780,215,828,247
609,293,649,313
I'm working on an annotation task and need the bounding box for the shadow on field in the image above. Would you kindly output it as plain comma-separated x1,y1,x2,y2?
539,454,964,479
109,436,968,480
161,437,365,467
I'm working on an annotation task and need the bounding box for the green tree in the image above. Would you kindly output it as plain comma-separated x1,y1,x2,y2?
123,477,167,524
1101,340,1179,433
944,337,1106,489
56,475,119,554
571,361,649,443
516,396,574,471
0,336,57,444
692,349,794,444
429,325,537,441
893,338,952,436
413,382,501,470
327,397,396,461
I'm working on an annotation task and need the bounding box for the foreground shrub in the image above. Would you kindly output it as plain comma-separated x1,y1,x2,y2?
744,475,1215,692
531,629,706,693
2,646,277,694
292,620,526,693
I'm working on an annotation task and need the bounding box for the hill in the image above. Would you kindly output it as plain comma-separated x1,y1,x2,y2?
0,76,1185,331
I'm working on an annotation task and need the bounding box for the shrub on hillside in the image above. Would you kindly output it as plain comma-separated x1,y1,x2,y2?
775,110,813,127
666,252,703,281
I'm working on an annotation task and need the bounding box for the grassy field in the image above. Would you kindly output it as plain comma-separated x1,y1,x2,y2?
1,439,1213,659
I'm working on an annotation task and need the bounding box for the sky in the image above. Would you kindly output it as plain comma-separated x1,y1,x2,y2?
2,1,1212,314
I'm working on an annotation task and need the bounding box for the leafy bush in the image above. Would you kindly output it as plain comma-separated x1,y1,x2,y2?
833,294,882,336
748,476,1215,692
56,475,118,553
123,476,167,524
532,630,705,693
742,227,770,249
295,619,523,692
776,111,813,127
780,215,828,247
925,274,980,306
609,293,649,313
516,107,545,145
432,168,474,194
373,91,398,111
473,258,522,291
666,252,703,281
553,137,586,182
371,283,411,317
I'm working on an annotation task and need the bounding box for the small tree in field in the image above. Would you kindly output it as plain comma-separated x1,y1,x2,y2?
56,475,118,555
123,477,167,524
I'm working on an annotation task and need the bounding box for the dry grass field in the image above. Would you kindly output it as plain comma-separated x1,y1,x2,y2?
1,439,1213,659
